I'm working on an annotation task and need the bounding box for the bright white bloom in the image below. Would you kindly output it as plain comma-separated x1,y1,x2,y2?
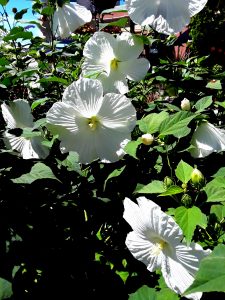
123,197,211,300
125,0,208,35
181,98,191,111
46,78,137,164
82,31,150,94
190,121,225,158
1,100,49,159
53,2,92,39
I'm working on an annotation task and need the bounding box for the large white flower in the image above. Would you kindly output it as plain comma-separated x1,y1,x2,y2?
190,121,225,158
82,31,150,94
1,100,49,159
125,0,207,35
123,197,211,300
46,78,137,164
53,2,92,39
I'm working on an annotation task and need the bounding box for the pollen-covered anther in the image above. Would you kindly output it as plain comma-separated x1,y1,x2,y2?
87,116,99,131
110,58,119,71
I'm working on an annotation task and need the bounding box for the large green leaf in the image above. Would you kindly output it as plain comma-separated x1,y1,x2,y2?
184,244,225,294
194,96,212,112
138,111,169,134
175,160,194,183
129,285,157,300
175,206,207,245
159,111,196,138
12,163,61,184
135,180,165,194
204,177,225,202
0,277,13,299
210,205,225,221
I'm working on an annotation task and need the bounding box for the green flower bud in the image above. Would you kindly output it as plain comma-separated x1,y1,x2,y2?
163,176,173,189
181,194,192,207
191,168,204,188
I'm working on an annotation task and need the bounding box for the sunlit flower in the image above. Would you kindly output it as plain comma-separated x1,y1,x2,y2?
141,133,154,145
190,121,225,158
53,2,92,39
123,197,211,300
1,100,49,159
181,98,191,111
125,0,208,35
46,78,137,164
82,31,150,94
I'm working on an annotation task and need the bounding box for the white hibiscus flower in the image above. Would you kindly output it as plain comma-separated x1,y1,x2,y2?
125,0,208,35
82,31,150,94
46,78,137,164
1,100,49,159
190,121,225,158
53,2,92,39
123,197,211,300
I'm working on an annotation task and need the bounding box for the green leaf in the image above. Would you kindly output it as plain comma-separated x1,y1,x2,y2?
3,26,33,41
60,151,83,175
159,111,196,138
39,76,68,85
99,17,129,30
124,140,141,159
41,6,54,16
104,165,126,191
135,180,165,194
194,96,212,112
175,160,194,183
212,167,225,178
12,163,61,184
210,205,225,221
0,277,12,299
138,111,169,134
159,185,183,196
129,285,157,300
115,271,129,283
204,177,225,202
0,0,9,5
175,206,207,245
31,98,49,110
184,244,225,294
206,80,222,90
21,128,41,139
14,8,28,20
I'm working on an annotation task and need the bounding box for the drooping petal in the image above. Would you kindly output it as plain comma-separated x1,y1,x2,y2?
162,256,202,300
53,3,92,39
115,32,144,61
125,231,163,271
98,70,129,94
62,78,103,116
190,122,225,158
119,58,150,81
30,136,50,159
126,0,207,35
1,100,33,129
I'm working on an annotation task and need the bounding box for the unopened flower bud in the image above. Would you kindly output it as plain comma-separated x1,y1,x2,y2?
12,7,17,14
163,176,173,189
191,168,204,188
141,133,154,146
181,98,191,111
181,194,192,207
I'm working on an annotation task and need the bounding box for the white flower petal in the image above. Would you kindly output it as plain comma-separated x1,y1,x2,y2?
115,32,144,61
62,78,103,116
1,100,33,129
125,231,163,271
126,0,207,35
98,71,129,94
119,58,150,81
190,122,225,158
53,3,92,38
162,256,202,300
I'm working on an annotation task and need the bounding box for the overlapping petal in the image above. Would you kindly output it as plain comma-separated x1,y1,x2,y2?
53,3,92,39
82,32,150,94
190,122,225,158
125,0,207,35
46,78,137,164
123,197,211,299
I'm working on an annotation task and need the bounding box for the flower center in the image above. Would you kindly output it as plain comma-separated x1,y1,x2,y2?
151,239,167,256
87,116,99,131
110,58,119,71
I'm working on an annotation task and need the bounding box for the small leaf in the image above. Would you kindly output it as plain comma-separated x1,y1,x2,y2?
194,96,212,112
210,205,225,221
12,163,61,184
124,140,141,159
129,285,157,300
206,80,222,90
104,165,126,191
159,185,183,196
184,244,225,294
14,8,28,20
204,177,225,202
175,206,207,245
175,160,194,183
135,180,165,194
99,18,129,30
31,98,49,110
39,76,68,85
0,0,9,5
0,277,13,299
